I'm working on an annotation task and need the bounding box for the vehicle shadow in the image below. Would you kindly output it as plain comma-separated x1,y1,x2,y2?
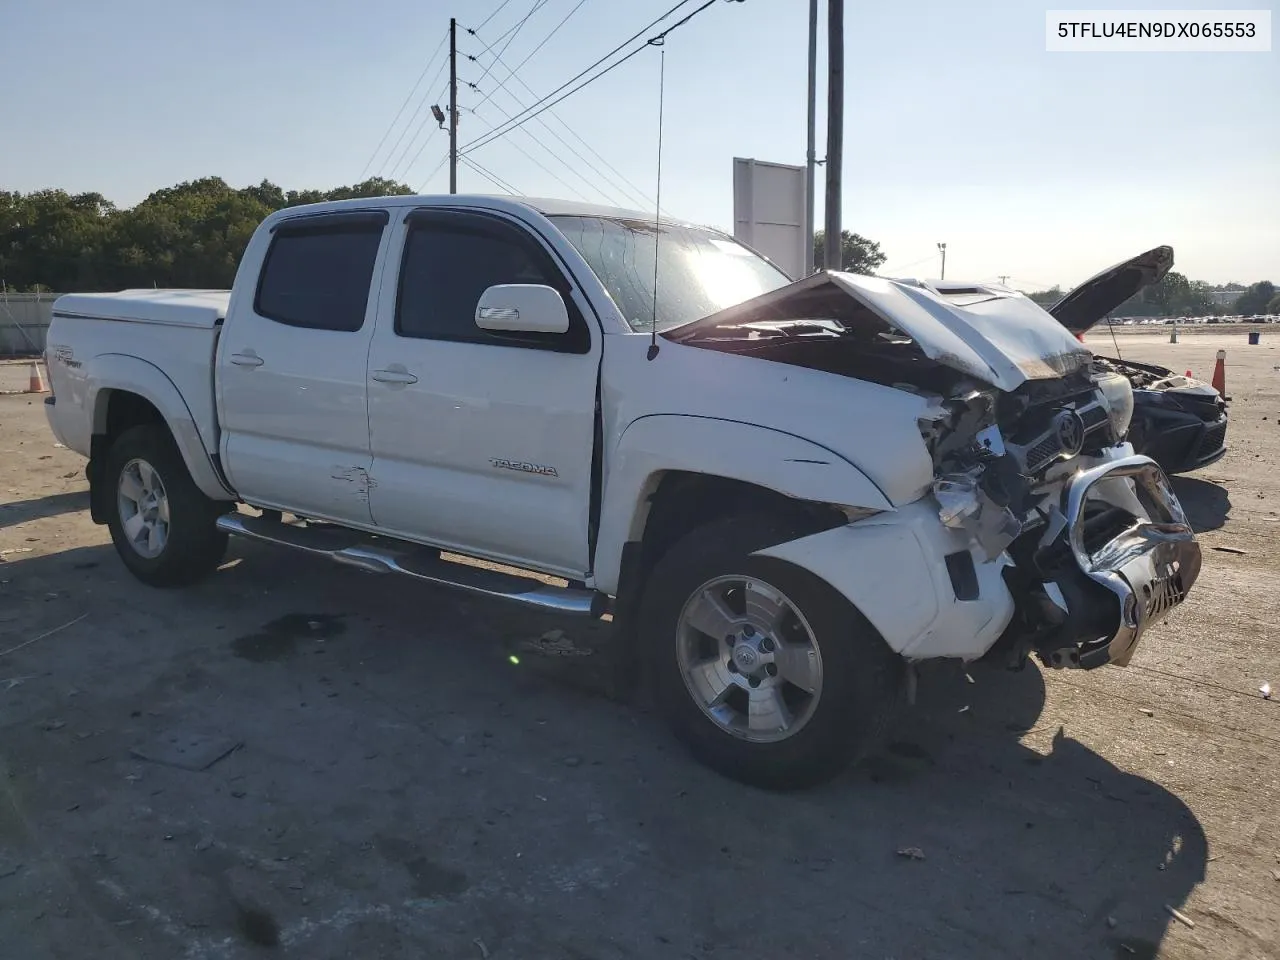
0,490,89,530
0,541,1208,960
1171,475,1231,532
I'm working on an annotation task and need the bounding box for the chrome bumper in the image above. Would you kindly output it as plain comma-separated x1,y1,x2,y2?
1046,454,1201,668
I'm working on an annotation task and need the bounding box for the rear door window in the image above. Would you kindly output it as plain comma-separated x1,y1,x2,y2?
255,213,387,332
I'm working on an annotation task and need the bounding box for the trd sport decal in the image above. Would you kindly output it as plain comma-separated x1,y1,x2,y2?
489,458,559,478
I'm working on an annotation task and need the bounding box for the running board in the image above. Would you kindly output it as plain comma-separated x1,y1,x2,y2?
216,513,604,617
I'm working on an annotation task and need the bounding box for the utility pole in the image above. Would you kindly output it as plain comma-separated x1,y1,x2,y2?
998,274,1009,286
937,242,947,280
823,0,844,271
803,0,817,276
449,17,458,194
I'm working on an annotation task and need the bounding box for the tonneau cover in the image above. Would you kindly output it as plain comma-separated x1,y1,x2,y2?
52,289,230,328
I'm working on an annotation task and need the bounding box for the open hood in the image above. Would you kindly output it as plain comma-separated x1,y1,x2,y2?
1048,246,1174,334
666,271,1091,393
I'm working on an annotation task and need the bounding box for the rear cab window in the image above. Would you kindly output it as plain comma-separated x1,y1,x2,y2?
255,211,389,332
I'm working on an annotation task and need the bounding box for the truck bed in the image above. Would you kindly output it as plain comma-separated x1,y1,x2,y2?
44,289,229,459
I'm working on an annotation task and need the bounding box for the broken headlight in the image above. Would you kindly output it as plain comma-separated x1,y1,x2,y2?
1093,371,1134,439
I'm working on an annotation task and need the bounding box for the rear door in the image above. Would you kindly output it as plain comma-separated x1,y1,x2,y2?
217,210,390,525
365,207,600,578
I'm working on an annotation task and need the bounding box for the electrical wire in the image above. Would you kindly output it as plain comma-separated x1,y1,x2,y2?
382,68,451,181
877,253,939,277
417,153,451,193
388,81,451,183
458,0,702,154
475,0,514,31
465,41,654,208
468,0,590,111
359,28,449,180
471,0,550,97
460,154,522,194
469,102,594,202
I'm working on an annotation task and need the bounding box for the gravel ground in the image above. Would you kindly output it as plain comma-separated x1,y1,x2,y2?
1,335,1277,960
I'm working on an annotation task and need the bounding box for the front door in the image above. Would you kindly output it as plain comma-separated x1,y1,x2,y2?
366,208,600,578
218,210,390,525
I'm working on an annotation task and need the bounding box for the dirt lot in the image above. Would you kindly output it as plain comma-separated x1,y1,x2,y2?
1,336,1278,960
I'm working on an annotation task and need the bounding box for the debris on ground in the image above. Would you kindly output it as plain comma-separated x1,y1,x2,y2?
957,705,970,714
1165,904,1196,929
0,613,88,659
518,629,594,658
473,938,491,959
895,847,926,860
0,547,33,558
129,732,243,771
1106,916,1118,929
1262,682,1272,700
1139,708,1155,717
1212,546,1247,555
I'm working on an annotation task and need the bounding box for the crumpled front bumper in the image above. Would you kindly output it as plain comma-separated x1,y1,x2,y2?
1032,454,1201,668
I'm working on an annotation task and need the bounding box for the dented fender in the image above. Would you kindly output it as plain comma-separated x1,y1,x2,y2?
753,499,1016,662
592,415,893,595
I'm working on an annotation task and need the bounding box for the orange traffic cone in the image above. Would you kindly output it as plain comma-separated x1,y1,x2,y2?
1210,349,1226,398
25,361,48,394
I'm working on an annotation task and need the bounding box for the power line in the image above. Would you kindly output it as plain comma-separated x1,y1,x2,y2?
468,101,595,202
359,28,450,180
417,153,452,193
475,0,514,31
472,0,550,96
387,80,452,183
465,57,649,208
458,0,703,154
467,0,655,205
468,0,590,111
381,63,451,181
461,154,522,194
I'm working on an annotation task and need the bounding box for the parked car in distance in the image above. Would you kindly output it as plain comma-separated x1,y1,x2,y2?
1048,246,1229,474
42,195,1203,789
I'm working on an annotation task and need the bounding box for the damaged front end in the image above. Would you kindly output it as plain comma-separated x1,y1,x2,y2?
671,269,1202,669
918,373,1201,670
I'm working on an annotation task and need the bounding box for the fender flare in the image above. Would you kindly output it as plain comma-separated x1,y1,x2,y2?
593,414,892,594
85,354,235,501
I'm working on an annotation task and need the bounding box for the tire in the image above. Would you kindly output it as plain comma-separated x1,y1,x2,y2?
641,513,905,790
104,424,229,587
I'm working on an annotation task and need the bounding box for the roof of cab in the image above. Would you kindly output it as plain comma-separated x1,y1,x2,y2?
267,194,708,231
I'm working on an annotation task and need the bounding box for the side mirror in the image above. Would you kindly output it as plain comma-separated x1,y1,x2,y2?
475,284,569,335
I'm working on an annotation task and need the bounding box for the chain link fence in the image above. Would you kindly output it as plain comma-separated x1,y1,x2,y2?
0,292,57,356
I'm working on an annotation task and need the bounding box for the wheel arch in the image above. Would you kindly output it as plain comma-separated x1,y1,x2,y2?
595,414,893,600
85,355,235,507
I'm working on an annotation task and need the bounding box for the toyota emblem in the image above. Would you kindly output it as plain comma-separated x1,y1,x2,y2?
1053,409,1086,457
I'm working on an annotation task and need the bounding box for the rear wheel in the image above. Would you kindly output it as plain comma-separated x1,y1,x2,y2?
641,513,905,789
105,425,229,587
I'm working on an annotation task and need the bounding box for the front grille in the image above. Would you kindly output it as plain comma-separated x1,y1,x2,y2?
1080,404,1109,430
1145,573,1186,621
1025,436,1064,473
1195,421,1227,460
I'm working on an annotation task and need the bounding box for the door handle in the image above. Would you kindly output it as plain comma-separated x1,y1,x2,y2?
230,352,264,368
371,369,419,385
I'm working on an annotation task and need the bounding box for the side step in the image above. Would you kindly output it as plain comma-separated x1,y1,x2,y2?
216,513,605,617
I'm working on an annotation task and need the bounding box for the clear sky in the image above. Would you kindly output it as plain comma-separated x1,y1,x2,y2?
3,0,1277,287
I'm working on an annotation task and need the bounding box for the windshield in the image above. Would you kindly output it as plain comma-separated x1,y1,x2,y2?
549,215,793,333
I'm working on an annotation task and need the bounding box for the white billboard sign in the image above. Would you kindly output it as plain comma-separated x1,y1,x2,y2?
732,157,808,281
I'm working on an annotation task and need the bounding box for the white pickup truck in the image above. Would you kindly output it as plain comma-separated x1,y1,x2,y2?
43,195,1201,788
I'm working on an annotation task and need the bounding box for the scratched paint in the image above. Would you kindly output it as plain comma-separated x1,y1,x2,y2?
330,466,377,503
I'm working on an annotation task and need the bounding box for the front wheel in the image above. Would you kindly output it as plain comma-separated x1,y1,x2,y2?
641,513,905,790
104,425,229,587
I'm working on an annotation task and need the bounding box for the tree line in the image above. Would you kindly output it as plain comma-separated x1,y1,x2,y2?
0,177,414,293
1025,272,1279,318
